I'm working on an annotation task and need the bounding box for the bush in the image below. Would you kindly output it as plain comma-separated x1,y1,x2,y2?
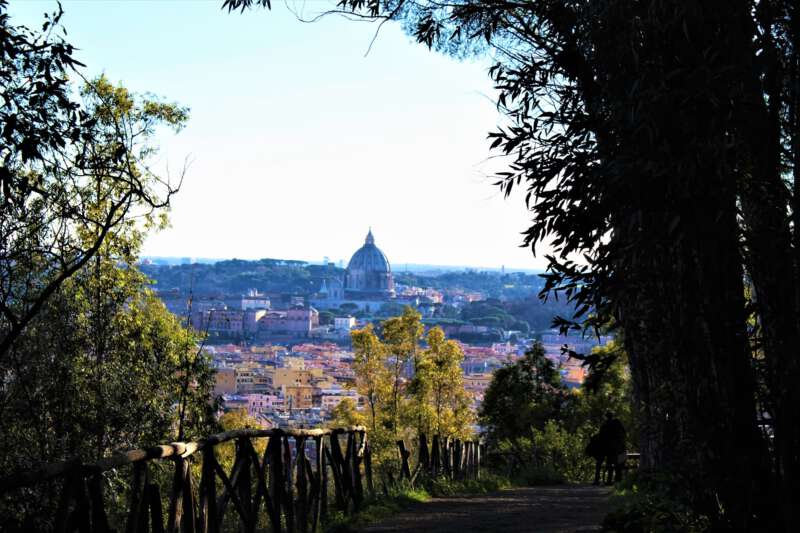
533,421,595,483
602,473,712,533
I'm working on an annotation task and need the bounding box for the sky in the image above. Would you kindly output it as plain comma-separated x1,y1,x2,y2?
9,0,548,271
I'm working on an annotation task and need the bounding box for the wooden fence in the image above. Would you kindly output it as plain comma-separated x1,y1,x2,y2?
0,426,370,533
396,434,482,485
0,428,482,532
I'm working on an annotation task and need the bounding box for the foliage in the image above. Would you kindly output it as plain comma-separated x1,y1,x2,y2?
480,339,633,485
415,327,471,438
603,473,712,533
0,4,186,356
480,342,567,445
0,7,209,528
327,398,366,429
380,306,424,437
141,259,344,297
349,308,473,481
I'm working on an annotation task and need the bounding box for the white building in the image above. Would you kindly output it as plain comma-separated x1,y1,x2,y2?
242,289,271,311
334,316,356,331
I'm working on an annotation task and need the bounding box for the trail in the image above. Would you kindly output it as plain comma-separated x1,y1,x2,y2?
360,485,614,533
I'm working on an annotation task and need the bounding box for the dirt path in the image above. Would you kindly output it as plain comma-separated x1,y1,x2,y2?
359,485,614,533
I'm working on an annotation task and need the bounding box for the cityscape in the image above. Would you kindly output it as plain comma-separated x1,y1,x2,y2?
144,228,611,430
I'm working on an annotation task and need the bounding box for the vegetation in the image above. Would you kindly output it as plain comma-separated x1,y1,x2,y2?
348,307,473,479
0,7,214,529
0,2,186,357
481,340,633,486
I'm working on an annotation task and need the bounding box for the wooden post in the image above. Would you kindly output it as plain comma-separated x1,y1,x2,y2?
418,434,430,475
464,440,472,479
331,431,352,511
87,474,109,533
317,436,328,522
364,436,374,496
431,435,440,478
312,436,324,532
296,437,309,533
168,459,187,533
476,441,481,480
324,445,344,513
443,437,452,480
236,439,252,532
200,446,218,533
146,481,166,533
182,461,197,533
352,433,363,510
268,434,283,533
453,440,462,480
282,436,294,533
396,440,411,480
126,462,146,533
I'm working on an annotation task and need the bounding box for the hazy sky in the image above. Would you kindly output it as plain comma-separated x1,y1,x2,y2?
9,1,547,270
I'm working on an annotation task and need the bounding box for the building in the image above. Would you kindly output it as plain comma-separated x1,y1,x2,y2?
241,289,271,310
258,307,319,337
344,229,395,299
214,367,236,396
334,316,356,331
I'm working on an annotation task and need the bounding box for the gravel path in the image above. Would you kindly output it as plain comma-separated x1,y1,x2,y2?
359,485,614,533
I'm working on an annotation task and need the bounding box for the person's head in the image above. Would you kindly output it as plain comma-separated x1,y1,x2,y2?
605,411,613,421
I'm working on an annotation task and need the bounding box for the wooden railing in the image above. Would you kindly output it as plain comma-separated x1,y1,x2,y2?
0,428,482,532
0,426,370,533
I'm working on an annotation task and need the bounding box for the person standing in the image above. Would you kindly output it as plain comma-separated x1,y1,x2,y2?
585,432,605,485
598,411,627,484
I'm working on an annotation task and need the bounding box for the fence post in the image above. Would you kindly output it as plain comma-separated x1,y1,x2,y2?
419,434,430,475
268,434,283,533
431,435,440,478
476,441,481,480
312,436,324,532
282,436,294,533
364,435,374,495
200,446,218,533
352,432,363,510
396,440,411,480
295,436,308,533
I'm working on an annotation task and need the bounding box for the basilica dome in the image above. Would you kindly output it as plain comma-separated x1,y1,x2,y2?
344,229,395,299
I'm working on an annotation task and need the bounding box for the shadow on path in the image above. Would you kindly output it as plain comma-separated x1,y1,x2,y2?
359,485,613,533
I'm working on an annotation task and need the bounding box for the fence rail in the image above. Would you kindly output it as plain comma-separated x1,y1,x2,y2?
0,428,480,532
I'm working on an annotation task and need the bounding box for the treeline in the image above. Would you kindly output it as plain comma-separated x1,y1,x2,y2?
394,270,543,300
141,259,344,296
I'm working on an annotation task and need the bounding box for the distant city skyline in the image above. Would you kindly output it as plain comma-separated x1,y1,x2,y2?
9,1,549,270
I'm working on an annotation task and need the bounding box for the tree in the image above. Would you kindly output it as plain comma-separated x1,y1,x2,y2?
0,4,187,357
328,398,365,429
418,326,469,437
480,342,566,447
351,324,391,437
380,306,423,437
